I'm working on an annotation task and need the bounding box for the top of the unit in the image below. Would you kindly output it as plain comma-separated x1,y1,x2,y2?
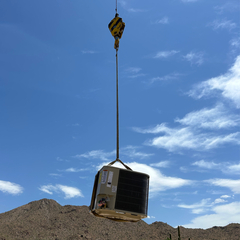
98,164,150,178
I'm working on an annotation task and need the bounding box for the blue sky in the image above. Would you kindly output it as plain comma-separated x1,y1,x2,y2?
0,0,240,229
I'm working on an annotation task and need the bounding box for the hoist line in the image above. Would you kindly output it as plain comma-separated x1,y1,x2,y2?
109,0,130,169
116,48,119,160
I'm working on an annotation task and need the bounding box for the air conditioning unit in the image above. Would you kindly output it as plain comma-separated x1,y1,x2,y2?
90,165,149,222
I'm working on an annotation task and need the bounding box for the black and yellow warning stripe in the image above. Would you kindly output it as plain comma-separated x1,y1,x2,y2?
108,16,125,38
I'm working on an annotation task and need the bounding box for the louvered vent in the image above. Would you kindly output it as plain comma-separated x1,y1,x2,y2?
115,169,149,215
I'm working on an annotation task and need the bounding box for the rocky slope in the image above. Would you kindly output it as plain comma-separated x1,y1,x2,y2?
0,199,239,240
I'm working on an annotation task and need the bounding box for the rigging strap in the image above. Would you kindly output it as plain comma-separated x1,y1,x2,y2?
108,158,132,171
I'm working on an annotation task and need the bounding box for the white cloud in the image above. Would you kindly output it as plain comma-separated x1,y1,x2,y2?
199,133,240,149
149,73,181,84
188,56,240,108
64,168,89,172
125,67,142,74
175,104,240,129
128,73,146,79
192,160,221,169
74,146,153,161
134,123,240,152
206,179,240,194
213,198,227,204
39,185,56,195
65,168,77,172
81,50,97,54
39,184,84,198
147,215,156,219
133,101,240,153
220,195,231,198
96,161,193,195
133,123,171,134
134,58,240,153
215,2,240,14
180,166,188,173
150,161,171,168
0,180,23,195
154,50,179,59
179,198,211,208
79,176,87,179
230,37,240,48
147,128,193,151
125,67,146,79
191,160,240,175
183,51,204,66
182,202,240,229
118,1,146,13
227,163,240,174
153,17,169,24
178,197,229,216
56,157,69,162
208,19,237,31
121,145,154,159
192,208,205,214
178,198,212,214
128,8,146,13
74,150,115,161
57,185,84,199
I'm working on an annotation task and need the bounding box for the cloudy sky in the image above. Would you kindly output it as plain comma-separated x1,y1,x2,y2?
1,0,240,229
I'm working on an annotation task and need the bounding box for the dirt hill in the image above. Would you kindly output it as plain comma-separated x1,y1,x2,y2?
0,199,239,240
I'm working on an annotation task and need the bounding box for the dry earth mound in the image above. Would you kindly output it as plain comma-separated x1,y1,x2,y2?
0,198,239,240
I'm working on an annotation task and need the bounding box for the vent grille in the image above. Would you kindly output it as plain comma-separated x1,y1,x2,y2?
115,169,149,214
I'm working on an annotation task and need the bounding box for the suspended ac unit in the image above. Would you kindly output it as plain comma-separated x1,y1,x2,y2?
90,165,149,222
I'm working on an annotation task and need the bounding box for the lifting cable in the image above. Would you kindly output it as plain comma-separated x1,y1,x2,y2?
116,49,119,161
115,0,119,162
107,0,132,171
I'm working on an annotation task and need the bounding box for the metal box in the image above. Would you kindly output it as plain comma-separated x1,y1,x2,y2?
90,165,149,222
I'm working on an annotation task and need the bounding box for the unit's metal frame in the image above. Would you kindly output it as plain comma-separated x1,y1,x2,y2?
90,165,149,222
